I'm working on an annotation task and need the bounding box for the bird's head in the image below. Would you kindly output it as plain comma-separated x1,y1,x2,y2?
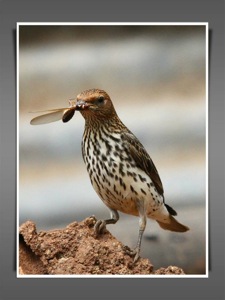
76,89,117,121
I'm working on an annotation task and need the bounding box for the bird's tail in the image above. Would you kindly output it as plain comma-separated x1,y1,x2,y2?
157,215,189,232
155,203,189,232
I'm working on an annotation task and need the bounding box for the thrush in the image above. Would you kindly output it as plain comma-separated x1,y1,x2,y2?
75,88,189,262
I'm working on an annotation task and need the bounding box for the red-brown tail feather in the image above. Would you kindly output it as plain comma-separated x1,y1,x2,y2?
157,215,189,232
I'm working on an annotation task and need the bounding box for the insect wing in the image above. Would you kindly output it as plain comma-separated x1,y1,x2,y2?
30,109,68,125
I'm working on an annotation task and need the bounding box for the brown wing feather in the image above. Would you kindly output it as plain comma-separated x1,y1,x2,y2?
122,132,164,195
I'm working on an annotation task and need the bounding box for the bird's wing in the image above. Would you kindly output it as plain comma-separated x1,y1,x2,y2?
122,131,164,195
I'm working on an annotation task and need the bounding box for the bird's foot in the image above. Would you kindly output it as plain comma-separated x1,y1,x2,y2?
123,245,140,264
94,219,107,237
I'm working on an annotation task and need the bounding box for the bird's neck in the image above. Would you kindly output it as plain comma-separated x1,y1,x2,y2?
84,113,126,134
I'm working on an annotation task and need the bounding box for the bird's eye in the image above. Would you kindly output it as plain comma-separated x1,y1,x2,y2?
97,96,104,104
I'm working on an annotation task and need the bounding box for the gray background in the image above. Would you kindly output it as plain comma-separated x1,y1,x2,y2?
0,0,224,300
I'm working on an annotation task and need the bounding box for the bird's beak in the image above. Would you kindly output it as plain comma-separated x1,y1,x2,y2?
76,100,90,110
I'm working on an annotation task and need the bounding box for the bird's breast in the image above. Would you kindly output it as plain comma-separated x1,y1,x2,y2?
82,129,163,215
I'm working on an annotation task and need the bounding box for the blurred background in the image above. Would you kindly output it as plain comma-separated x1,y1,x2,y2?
19,25,207,274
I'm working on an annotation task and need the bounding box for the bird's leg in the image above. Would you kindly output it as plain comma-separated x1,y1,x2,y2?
124,199,147,263
94,209,119,236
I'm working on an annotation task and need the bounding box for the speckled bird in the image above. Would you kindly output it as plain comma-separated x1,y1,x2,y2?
75,88,189,262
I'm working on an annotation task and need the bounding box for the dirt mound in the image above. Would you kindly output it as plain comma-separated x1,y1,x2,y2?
19,217,185,275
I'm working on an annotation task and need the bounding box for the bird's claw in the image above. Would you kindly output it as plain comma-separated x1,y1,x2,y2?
94,219,107,236
123,245,140,263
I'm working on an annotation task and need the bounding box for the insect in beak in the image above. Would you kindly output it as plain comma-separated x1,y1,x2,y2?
30,100,77,125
